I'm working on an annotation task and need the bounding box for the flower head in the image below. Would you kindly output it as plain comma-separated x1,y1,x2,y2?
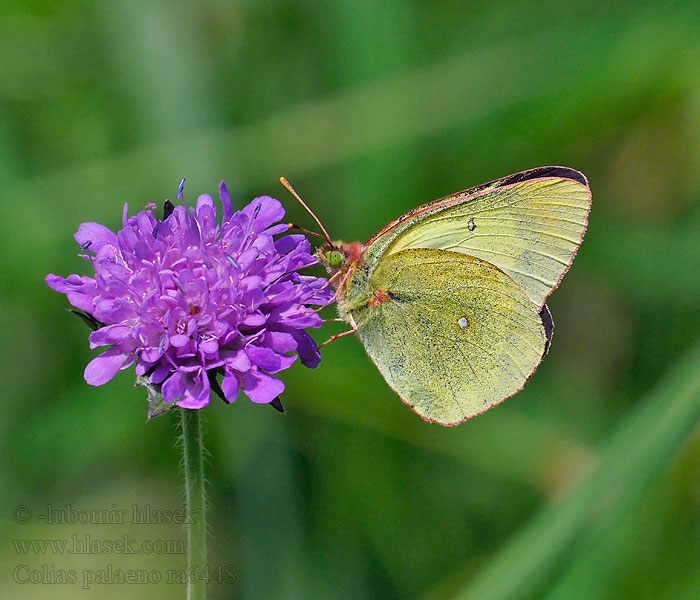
46,181,332,410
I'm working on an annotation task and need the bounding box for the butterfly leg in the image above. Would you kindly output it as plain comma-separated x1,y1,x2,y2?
315,325,358,352
297,269,343,308
301,266,355,314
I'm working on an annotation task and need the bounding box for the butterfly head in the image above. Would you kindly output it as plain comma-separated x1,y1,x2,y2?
316,241,366,276
324,248,345,269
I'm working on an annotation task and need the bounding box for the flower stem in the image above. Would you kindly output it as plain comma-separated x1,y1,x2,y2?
180,407,207,600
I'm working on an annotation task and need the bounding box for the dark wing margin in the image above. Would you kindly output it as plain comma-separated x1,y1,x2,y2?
496,166,588,188
540,304,554,357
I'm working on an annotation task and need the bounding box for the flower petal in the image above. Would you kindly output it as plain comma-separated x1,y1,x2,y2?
264,331,297,353
162,371,185,403
221,370,239,403
246,345,296,373
288,329,322,368
45,273,97,313
176,371,210,409
88,324,132,348
224,349,251,372
243,196,285,232
74,222,118,253
149,362,172,384
170,334,190,348
196,194,214,210
242,369,285,403
84,347,129,386
219,181,233,222
264,223,291,236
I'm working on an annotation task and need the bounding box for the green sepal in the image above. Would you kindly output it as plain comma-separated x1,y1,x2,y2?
136,376,176,419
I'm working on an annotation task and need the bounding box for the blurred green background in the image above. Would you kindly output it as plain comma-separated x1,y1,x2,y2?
2,1,700,598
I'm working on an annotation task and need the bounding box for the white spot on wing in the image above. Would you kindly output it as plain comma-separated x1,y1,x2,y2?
458,316,468,329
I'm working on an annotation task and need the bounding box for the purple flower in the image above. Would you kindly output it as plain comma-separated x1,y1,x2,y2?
46,181,332,410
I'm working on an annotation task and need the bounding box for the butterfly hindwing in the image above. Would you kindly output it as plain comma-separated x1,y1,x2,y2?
349,248,547,425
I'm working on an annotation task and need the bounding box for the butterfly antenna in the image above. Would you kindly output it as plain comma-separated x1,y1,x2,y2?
288,223,327,241
280,177,332,244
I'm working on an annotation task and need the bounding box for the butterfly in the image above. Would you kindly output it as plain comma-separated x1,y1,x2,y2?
283,166,591,426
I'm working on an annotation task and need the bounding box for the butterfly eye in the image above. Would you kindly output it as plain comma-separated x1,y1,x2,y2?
327,250,345,268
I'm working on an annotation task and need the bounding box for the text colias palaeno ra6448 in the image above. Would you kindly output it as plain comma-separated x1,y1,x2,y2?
284,166,591,426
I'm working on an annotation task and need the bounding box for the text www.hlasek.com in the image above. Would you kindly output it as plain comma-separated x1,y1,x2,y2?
13,533,183,555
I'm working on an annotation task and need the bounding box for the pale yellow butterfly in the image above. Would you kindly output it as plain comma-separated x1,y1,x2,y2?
284,167,591,425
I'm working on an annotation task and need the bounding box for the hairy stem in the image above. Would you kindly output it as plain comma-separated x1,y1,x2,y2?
180,407,207,600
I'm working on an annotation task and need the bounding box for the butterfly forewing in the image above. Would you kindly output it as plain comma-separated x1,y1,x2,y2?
350,248,547,425
363,167,591,309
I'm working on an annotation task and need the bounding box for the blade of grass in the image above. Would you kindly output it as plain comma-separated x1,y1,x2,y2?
442,335,700,600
